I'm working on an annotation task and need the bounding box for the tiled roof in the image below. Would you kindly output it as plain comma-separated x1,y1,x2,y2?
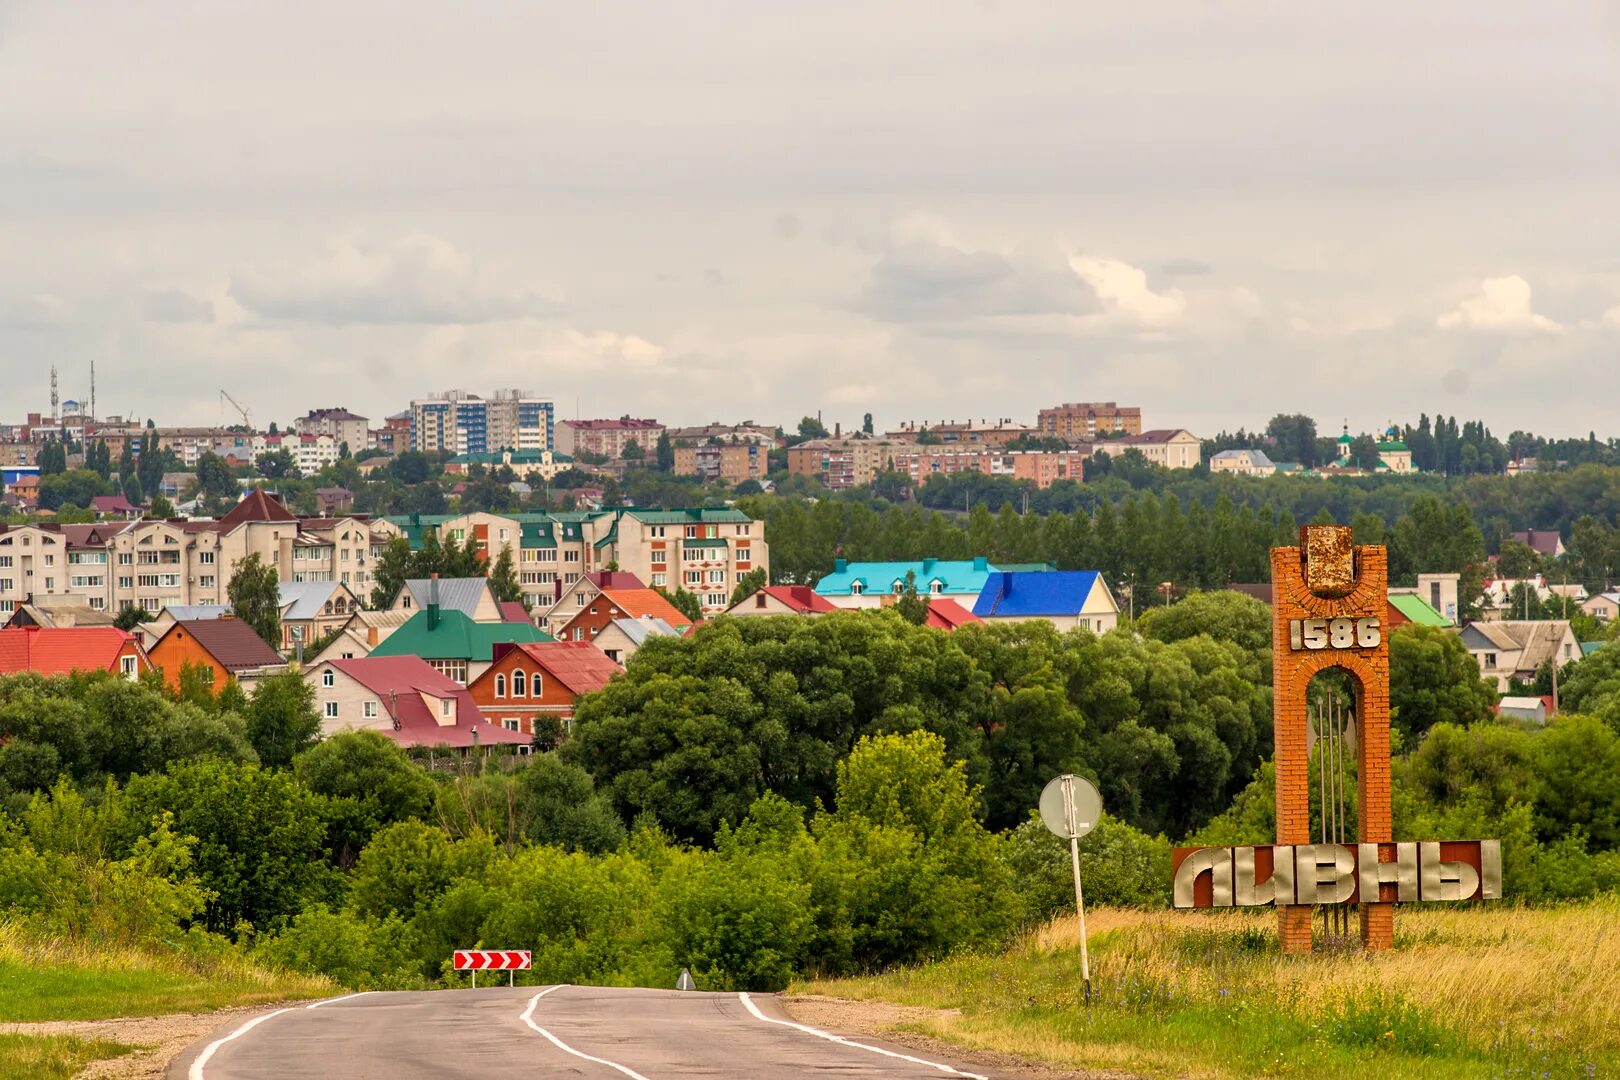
158,618,284,671
217,489,297,529
0,627,141,675
505,641,623,696
498,602,532,624
326,656,526,748
585,571,646,590
758,586,838,614
924,598,981,630
1510,530,1563,556
600,588,693,628
973,570,1103,617
369,608,552,662
90,495,139,513
1462,620,1572,671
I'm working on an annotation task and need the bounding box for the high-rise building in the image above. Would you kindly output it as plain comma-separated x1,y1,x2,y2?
410,390,554,454
1037,402,1142,442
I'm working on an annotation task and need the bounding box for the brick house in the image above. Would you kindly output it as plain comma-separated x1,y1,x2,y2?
550,586,693,644
147,616,285,693
467,641,623,735
0,626,151,678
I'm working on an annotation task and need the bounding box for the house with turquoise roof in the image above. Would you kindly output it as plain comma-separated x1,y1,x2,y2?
814,557,1000,610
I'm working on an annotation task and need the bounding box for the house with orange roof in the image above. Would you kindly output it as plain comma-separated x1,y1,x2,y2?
0,626,151,678
467,640,624,736
549,582,692,643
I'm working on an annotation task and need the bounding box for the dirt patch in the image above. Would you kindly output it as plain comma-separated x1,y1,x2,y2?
0,1005,278,1079
779,994,1139,1080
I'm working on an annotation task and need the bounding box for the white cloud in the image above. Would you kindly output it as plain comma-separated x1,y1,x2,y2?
1068,255,1187,328
230,234,561,326
1602,303,1620,329
1436,275,1562,334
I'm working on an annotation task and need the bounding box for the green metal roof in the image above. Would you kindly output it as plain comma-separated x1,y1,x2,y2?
1389,593,1452,627
1376,440,1409,452
682,538,729,549
625,508,751,524
369,608,552,662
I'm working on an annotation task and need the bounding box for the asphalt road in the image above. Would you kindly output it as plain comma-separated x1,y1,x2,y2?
170,985,1001,1079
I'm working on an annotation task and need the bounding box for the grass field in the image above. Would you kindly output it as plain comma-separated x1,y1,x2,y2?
799,900,1620,1079
0,1034,139,1080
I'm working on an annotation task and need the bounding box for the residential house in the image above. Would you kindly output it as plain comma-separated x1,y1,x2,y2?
442,448,575,481
555,418,665,460
1036,402,1142,441
725,585,840,617
1459,620,1580,691
972,570,1120,632
367,605,551,685
1089,429,1202,470
1511,530,1565,559
314,487,355,514
467,641,623,735
1209,449,1277,477
1482,576,1553,616
786,438,898,491
3,594,117,629
1386,593,1453,629
89,494,141,518
550,586,693,644
591,618,681,665
814,558,1002,611
147,616,286,693
0,626,151,678
1390,573,1461,625
923,598,981,630
1580,592,1620,621
391,577,504,623
307,608,413,667
305,655,528,750
277,580,364,653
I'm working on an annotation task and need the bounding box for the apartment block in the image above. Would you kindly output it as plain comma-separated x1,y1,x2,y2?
556,418,664,460
673,442,766,485
883,419,1034,447
890,447,1090,490
293,408,370,452
786,438,898,491
410,390,555,455
666,423,778,449
1037,402,1143,441
252,433,341,474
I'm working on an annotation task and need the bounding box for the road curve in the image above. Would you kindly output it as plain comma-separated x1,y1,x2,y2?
169,985,1002,1079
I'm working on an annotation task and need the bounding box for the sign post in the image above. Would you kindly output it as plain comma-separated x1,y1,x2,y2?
453,949,532,989
1039,774,1102,1005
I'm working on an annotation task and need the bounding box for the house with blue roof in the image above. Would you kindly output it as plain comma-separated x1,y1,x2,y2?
971,570,1119,633
814,558,1000,610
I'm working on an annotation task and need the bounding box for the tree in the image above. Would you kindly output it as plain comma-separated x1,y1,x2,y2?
38,441,67,476
1387,624,1498,740
514,755,626,854
121,473,145,508
38,469,107,511
228,552,283,649
148,495,175,519
894,570,929,626
370,536,415,610
487,545,524,607
797,416,829,441
1495,539,1541,580
658,586,704,625
1264,414,1320,467
390,451,431,485
862,413,874,436
655,431,675,472
728,567,767,608
255,449,298,479
1348,434,1381,471
621,440,644,461
294,732,436,866
244,670,322,768
114,606,154,632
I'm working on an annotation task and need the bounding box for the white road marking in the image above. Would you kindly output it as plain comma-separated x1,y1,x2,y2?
738,992,989,1080
187,1008,294,1080
521,985,655,1080
187,991,376,1078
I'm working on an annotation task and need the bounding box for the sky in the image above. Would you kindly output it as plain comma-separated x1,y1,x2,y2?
3,1,1620,438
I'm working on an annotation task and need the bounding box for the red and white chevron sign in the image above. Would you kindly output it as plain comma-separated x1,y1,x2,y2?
454,950,532,971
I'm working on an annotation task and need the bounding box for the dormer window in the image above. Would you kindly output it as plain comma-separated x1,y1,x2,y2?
850,582,864,596
893,581,905,595
930,581,944,595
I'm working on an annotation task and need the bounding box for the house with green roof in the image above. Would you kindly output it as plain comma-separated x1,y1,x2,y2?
1387,593,1452,628
368,605,552,685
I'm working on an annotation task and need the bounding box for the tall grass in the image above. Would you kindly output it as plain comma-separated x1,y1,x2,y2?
801,900,1620,1078
0,921,330,1022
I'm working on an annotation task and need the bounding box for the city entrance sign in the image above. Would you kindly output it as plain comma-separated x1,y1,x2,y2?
1172,841,1502,908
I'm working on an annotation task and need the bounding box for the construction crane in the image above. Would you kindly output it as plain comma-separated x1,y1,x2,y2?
220,389,252,431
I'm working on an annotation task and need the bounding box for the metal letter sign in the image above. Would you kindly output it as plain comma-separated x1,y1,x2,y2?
1171,842,1502,908
1039,775,1101,1004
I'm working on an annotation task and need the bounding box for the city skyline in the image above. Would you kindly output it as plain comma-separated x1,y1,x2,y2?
5,3,1620,434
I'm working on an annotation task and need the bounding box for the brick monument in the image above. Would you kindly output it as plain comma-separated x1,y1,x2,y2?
1270,525,1393,952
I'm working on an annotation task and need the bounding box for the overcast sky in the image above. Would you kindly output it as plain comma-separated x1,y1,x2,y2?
4,1,1620,437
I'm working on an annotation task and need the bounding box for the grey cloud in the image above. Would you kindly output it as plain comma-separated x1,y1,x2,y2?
142,288,215,324
855,237,1098,324
229,235,562,326
1161,259,1213,277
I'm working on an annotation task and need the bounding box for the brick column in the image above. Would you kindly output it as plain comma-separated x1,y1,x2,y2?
1270,547,1314,953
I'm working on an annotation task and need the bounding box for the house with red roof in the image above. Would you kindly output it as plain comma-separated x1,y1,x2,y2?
89,494,140,519
147,616,286,693
467,640,623,736
534,570,645,634
724,585,839,617
0,626,151,678
923,598,982,631
305,655,529,750
549,583,692,643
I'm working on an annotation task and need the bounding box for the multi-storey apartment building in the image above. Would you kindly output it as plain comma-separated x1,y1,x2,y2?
673,442,767,485
555,418,664,460
882,419,1035,447
786,438,899,491
252,434,340,474
152,428,259,467
1036,402,1143,442
0,490,390,618
665,422,778,449
293,408,370,452
379,507,767,615
410,390,555,455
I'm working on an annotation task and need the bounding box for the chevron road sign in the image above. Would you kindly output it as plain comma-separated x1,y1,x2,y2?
454,950,532,987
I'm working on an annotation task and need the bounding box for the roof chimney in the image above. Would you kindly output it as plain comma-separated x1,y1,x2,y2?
367,624,379,647
428,573,440,630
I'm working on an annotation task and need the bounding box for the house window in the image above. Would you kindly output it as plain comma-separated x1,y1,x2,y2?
120,656,138,678
708,570,725,584
706,592,726,608
685,526,697,539
1564,644,1572,659
755,592,767,608
324,701,339,719
503,719,520,732
850,582,864,595
440,698,453,717
573,628,585,641
513,669,528,697
364,701,378,718
604,648,621,662
685,571,701,585
930,582,943,595
651,573,666,587
1483,652,1497,670
322,669,335,687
